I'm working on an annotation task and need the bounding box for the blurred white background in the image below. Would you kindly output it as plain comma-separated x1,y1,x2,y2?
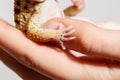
0,0,120,80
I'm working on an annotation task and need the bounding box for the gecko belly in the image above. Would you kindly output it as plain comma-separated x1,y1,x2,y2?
14,0,63,42
14,0,75,50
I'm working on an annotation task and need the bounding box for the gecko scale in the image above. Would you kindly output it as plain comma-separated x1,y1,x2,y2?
14,0,75,50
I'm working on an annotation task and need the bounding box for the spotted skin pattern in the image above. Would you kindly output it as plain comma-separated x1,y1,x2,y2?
14,0,75,50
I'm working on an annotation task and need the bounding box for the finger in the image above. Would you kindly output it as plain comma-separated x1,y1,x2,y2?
0,19,65,78
0,19,86,79
45,18,120,61
0,19,52,60
0,19,30,57
0,19,85,79
1,19,120,79
0,47,49,79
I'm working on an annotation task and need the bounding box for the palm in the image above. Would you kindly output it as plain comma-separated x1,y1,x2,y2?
26,42,120,79
0,20,120,79
2,29,120,79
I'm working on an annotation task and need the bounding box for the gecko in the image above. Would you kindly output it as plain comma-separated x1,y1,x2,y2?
14,0,76,50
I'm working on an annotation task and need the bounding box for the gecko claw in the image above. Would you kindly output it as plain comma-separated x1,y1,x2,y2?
59,24,76,41
61,36,76,41
58,23,76,50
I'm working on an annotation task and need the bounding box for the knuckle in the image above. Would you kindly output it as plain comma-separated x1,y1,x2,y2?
19,53,35,68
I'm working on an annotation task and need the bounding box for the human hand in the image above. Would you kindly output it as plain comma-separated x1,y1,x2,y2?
0,48,50,80
0,19,120,79
45,18,120,61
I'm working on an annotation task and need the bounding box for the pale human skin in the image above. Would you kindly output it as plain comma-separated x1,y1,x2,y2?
0,18,120,79
1,0,120,79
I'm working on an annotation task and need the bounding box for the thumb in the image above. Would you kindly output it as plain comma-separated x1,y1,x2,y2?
45,18,120,61
45,18,100,53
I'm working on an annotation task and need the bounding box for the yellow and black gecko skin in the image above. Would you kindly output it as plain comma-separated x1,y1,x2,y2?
14,0,62,42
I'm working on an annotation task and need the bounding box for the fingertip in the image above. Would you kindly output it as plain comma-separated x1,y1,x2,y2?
0,19,8,27
0,19,12,34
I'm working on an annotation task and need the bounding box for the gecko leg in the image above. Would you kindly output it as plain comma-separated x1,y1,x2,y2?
58,24,76,50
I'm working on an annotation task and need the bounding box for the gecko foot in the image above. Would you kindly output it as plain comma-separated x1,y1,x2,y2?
58,24,76,50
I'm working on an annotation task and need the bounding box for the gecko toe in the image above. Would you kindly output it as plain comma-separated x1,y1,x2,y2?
64,29,75,36
61,36,76,41
58,23,76,50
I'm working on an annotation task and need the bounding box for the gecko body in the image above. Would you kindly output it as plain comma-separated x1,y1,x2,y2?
14,0,75,49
